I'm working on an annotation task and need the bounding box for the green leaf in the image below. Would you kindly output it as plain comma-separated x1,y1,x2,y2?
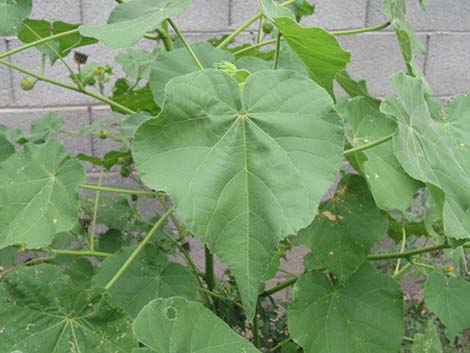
0,135,14,163
120,112,153,139
0,139,85,249
112,78,160,115
149,43,234,105
343,97,422,212
0,264,137,352
133,297,262,353
235,56,271,73
336,70,381,108
116,48,159,83
0,247,18,267
288,264,404,353
82,194,131,230
383,0,425,68
424,271,470,337
286,0,315,20
412,321,442,353
18,112,64,144
18,19,97,63
260,0,296,21
93,245,198,317
0,124,23,144
296,175,387,281
133,69,344,319
79,0,192,48
0,0,31,35
275,17,351,96
382,73,470,238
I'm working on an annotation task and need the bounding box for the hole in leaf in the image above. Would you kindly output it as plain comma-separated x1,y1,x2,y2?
165,306,176,320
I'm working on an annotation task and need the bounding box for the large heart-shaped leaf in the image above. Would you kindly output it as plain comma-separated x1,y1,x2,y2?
133,297,261,353
288,264,404,353
149,43,234,105
18,19,97,64
93,245,198,317
382,73,470,238
133,69,344,319
296,175,388,281
0,139,85,249
0,0,31,35
79,0,192,48
274,17,351,96
424,272,470,337
0,264,137,352
343,97,422,212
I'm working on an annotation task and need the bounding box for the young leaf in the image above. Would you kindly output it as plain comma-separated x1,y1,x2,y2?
133,297,261,353
412,321,442,353
92,245,198,317
424,272,470,337
260,0,296,21
18,19,97,63
133,69,344,319
0,139,85,249
288,264,404,353
335,70,381,108
18,112,64,144
0,135,14,163
0,264,137,352
274,17,351,96
79,0,192,48
0,0,32,35
296,175,388,281
382,73,470,238
149,43,234,105
115,48,159,83
343,97,422,212
112,78,160,115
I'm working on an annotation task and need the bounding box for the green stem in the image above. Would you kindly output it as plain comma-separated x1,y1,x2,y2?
392,261,413,279
167,19,203,70
273,32,282,69
332,21,390,35
253,312,261,348
343,132,395,156
0,59,136,115
217,0,297,49
0,29,80,60
160,20,175,51
79,184,157,197
260,277,298,297
367,243,449,261
205,246,216,291
49,249,111,257
0,255,57,277
104,208,174,290
233,22,391,56
412,260,435,271
268,338,292,353
198,287,243,309
158,194,186,238
89,168,104,252
393,225,407,276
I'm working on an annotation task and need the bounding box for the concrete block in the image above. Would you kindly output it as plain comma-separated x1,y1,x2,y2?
426,33,470,97
0,40,13,107
231,0,367,31
0,106,92,155
81,0,116,26
175,0,230,32
338,32,427,97
31,0,81,24
367,0,470,32
301,0,367,30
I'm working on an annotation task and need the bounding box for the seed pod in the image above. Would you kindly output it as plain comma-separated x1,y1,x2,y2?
74,51,88,65
20,77,36,91
262,22,274,34
79,215,93,229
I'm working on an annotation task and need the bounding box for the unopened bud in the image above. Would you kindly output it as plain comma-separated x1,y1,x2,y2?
20,77,36,91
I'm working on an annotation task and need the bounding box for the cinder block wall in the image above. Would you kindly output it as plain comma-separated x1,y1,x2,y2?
0,0,469,288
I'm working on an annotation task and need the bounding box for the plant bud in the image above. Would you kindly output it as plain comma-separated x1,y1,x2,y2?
74,51,89,65
20,77,36,91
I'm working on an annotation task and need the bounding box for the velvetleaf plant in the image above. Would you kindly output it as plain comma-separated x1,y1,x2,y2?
0,0,470,352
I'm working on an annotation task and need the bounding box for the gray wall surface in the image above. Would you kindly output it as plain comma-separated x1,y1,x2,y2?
0,0,469,288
